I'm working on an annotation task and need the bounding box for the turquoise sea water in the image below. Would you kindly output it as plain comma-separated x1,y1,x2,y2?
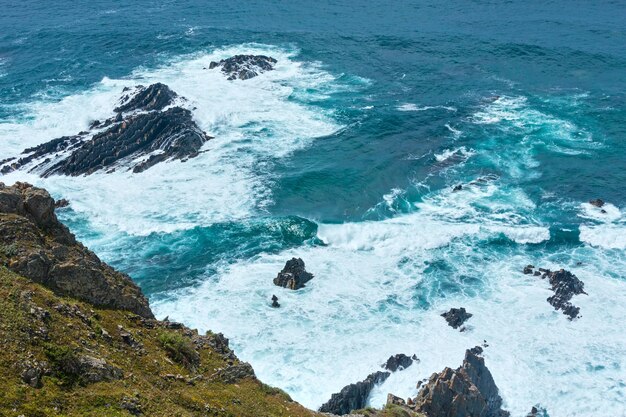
1,1,625,415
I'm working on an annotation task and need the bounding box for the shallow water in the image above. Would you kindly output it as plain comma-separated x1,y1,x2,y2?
1,1,625,416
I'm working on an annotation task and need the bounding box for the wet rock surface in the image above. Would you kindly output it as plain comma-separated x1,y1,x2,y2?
441,307,473,329
273,257,314,290
319,371,390,415
382,353,416,372
524,265,586,319
209,54,277,80
589,198,605,208
0,182,153,318
0,84,212,176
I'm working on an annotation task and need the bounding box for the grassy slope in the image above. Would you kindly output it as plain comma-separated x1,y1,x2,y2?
0,267,317,417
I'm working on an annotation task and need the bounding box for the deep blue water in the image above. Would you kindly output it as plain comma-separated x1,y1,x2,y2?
1,1,626,415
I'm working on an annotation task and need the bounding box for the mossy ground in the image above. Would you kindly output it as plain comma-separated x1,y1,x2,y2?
0,267,318,417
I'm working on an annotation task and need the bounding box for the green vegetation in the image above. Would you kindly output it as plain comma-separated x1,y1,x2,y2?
0,267,318,417
158,330,200,371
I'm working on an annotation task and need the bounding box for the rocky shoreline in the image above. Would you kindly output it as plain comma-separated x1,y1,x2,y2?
0,182,548,416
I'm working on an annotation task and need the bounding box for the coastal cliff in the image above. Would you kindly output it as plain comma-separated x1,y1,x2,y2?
0,182,514,417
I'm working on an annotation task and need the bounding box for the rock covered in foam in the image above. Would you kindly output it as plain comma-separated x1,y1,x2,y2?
318,371,390,415
0,84,212,176
209,54,277,80
0,182,153,318
273,258,314,290
441,307,473,330
524,265,586,319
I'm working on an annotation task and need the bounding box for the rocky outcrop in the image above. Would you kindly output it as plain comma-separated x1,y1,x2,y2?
209,54,277,80
75,355,124,384
273,258,314,290
0,84,212,176
589,199,604,208
0,182,153,318
524,265,586,319
271,294,280,308
406,348,509,417
441,307,473,330
114,83,177,113
319,371,390,415
383,354,416,372
216,362,256,383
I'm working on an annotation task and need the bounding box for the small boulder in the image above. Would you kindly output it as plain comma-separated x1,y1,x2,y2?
273,258,314,290
271,294,280,308
589,199,605,208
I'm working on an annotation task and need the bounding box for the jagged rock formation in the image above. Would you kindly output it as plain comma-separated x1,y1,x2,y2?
319,371,391,415
0,182,153,317
273,257,314,290
209,54,277,80
524,265,586,319
0,84,212,176
383,353,416,372
382,348,510,417
441,307,473,330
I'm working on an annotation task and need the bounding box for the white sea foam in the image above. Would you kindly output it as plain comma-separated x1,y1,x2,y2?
0,44,347,235
580,225,626,250
433,146,475,163
396,103,457,112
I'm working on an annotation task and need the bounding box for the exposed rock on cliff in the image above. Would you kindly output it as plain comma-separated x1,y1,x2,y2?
0,84,212,176
209,54,277,80
0,182,153,318
319,371,390,415
273,257,314,290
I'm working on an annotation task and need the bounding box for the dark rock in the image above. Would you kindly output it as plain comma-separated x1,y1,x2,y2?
0,183,154,318
114,83,177,113
536,268,586,319
209,55,277,80
383,353,415,372
526,406,548,417
271,294,280,308
453,184,463,192
412,348,510,417
318,371,390,415
441,307,473,329
523,264,535,275
54,198,70,208
88,120,101,129
273,258,314,290
0,84,212,177
589,199,605,208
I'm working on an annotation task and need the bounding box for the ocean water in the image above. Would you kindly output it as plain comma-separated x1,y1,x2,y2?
1,1,626,416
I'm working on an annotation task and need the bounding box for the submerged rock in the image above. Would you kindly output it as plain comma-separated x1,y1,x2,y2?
273,258,314,290
209,54,277,80
412,348,510,417
589,198,605,208
0,84,212,177
319,371,390,415
441,307,473,329
383,353,416,372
